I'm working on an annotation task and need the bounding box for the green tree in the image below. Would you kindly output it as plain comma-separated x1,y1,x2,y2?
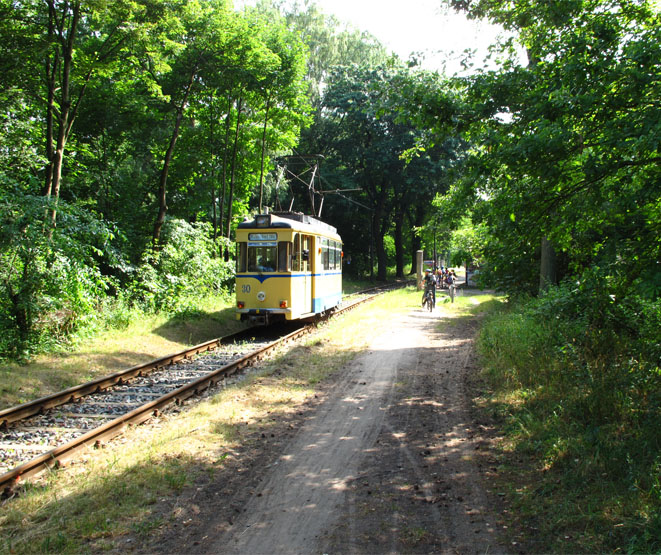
445,0,661,295
284,0,389,109
0,0,321,360
0,192,117,358
314,64,458,279
128,0,267,244
245,6,311,212
129,219,233,312
448,216,487,268
0,0,150,226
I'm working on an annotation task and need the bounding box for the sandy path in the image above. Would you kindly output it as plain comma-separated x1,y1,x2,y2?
204,305,505,554
213,315,422,553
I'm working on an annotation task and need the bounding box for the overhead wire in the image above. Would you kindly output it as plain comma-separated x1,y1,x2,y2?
275,147,368,213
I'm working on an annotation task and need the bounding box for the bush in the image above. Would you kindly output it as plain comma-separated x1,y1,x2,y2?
129,219,234,313
481,270,661,431
477,306,557,388
99,294,135,330
477,269,661,552
0,193,118,359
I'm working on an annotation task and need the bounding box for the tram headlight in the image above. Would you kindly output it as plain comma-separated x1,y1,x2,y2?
257,291,266,301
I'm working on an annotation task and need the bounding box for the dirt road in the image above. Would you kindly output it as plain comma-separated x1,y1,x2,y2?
149,300,507,554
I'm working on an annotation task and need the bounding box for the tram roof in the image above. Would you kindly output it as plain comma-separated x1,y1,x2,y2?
237,212,339,237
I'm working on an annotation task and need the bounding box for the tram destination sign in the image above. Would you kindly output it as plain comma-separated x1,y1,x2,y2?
249,233,277,241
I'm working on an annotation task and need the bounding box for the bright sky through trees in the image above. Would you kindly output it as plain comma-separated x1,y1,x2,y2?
236,0,518,74
304,0,509,73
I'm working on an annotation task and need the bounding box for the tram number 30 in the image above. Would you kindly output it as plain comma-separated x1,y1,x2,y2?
242,284,251,293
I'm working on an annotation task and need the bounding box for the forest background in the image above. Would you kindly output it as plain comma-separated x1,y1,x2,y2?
0,0,656,356
0,0,659,549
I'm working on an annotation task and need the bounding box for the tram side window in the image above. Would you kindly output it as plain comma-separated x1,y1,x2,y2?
292,234,300,271
237,242,247,273
331,241,338,270
322,238,329,270
302,236,310,272
329,240,334,270
248,246,276,272
278,242,291,272
326,240,335,271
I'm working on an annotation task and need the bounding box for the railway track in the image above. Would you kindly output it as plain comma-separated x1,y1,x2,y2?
0,283,410,496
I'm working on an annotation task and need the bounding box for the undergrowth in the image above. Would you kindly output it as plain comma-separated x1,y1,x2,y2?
476,276,661,552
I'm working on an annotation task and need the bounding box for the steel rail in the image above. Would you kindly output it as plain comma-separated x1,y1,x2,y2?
0,323,314,492
0,285,408,493
0,329,254,429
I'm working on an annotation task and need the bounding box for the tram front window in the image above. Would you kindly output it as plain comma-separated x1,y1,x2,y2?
248,246,276,272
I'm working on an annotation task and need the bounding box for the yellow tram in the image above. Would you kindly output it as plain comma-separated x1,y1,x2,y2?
235,212,342,324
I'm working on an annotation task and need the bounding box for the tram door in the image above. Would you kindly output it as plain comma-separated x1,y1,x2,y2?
306,235,316,312
294,234,312,315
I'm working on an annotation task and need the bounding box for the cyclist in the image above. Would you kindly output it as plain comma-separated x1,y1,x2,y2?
446,269,457,302
421,269,436,308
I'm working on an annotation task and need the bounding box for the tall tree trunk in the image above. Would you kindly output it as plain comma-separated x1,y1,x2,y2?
539,236,557,293
258,92,271,213
43,3,57,198
524,47,557,294
41,0,121,227
394,206,405,278
43,0,81,228
369,212,375,280
209,94,218,244
152,106,184,245
365,176,391,281
376,215,389,281
409,205,424,273
225,95,244,246
152,69,197,245
373,185,389,281
218,92,233,246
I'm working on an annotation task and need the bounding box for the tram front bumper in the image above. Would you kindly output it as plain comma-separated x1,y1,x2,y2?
236,307,292,324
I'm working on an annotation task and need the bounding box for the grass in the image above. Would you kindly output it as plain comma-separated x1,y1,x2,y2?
5,281,656,553
0,286,438,553
0,296,247,410
474,298,661,553
0,278,394,410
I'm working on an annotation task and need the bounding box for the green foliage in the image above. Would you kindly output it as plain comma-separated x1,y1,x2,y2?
0,192,118,359
129,219,233,312
477,280,661,551
446,216,487,267
439,0,661,296
0,89,44,192
284,1,389,107
100,295,135,331
478,307,555,387
0,0,317,360
305,62,460,280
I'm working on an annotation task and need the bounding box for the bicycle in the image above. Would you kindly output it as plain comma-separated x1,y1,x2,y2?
422,287,435,311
